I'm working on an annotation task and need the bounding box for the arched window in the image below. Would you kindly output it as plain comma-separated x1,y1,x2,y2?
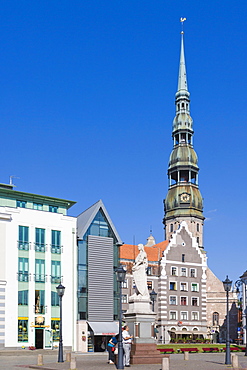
213,312,219,326
197,223,199,232
170,224,174,232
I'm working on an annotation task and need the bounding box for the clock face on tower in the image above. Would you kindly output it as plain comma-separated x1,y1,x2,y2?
180,193,190,202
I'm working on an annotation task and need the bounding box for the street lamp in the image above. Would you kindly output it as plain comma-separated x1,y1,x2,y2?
56,283,65,363
240,270,247,356
150,289,157,312
223,275,232,365
115,265,126,370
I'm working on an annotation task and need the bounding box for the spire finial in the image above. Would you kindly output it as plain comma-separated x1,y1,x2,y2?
180,17,186,34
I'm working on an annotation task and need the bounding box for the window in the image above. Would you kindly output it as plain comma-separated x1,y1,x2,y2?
181,297,187,306
17,200,26,208
18,258,29,282
170,282,177,291
49,205,58,213
170,296,177,305
33,203,43,210
192,312,199,320
169,311,177,320
182,254,185,262
51,291,59,306
213,312,219,326
51,230,61,253
122,280,128,289
35,228,45,252
18,290,28,305
190,268,196,278
191,283,199,292
171,267,177,276
181,311,187,320
18,319,28,342
147,266,152,275
197,223,200,232
35,290,45,314
170,224,174,232
35,259,45,283
181,267,187,277
18,226,29,250
180,282,188,291
196,237,199,244
51,261,61,284
147,281,153,290
51,320,60,341
122,294,128,304
192,297,198,306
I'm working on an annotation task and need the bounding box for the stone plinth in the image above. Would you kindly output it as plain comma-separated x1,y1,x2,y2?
130,343,168,364
124,299,164,364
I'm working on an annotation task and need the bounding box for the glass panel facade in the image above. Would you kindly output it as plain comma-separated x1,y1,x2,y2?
18,226,29,250
51,261,61,284
17,200,26,208
18,319,28,342
18,290,28,305
35,259,45,282
18,257,29,282
35,290,45,314
51,291,59,306
51,320,60,341
49,205,58,213
35,228,45,252
51,230,61,254
77,208,119,321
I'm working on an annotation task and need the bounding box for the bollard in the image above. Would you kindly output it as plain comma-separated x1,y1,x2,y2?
37,354,43,366
184,351,189,361
231,353,238,368
70,357,77,370
162,357,169,370
66,351,72,362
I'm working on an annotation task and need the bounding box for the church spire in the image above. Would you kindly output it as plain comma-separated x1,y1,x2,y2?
177,32,188,94
163,23,205,247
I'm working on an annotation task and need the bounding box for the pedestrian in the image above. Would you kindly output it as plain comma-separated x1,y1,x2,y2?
107,334,118,365
122,325,133,367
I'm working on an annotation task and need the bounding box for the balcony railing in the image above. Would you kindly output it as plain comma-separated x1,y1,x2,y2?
17,272,30,282
34,243,46,252
51,245,62,254
34,274,46,283
34,305,46,314
51,276,62,284
18,241,30,251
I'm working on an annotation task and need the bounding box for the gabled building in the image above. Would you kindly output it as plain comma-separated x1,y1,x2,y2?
0,182,77,350
76,200,122,352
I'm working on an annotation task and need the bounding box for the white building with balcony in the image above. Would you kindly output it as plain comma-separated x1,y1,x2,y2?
0,182,77,350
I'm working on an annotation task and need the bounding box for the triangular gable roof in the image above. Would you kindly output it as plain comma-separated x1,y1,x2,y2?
77,199,122,243
120,240,169,262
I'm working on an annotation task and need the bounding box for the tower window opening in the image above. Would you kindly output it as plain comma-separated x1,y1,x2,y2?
175,135,179,145
181,103,185,108
191,171,197,184
197,223,199,232
186,103,188,110
170,224,174,232
180,133,186,143
182,254,185,262
171,172,178,185
188,134,191,144
180,171,189,183
177,104,180,111
196,237,199,244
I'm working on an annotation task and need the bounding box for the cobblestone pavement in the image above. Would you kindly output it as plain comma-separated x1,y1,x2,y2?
1,351,247,370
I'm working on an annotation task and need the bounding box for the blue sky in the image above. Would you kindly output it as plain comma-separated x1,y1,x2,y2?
0,1,246,283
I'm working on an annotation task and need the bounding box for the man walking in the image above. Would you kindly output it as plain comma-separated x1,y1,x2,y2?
122,325,133,367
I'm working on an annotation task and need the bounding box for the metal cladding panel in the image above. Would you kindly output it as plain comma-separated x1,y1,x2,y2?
88,235,114,321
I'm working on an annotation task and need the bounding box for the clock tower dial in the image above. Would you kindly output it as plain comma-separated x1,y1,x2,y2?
180,193,190,202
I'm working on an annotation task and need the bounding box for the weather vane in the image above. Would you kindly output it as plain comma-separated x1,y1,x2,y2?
180,17,186,34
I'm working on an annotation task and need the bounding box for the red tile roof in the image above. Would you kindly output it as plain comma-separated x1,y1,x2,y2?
120,240,169,262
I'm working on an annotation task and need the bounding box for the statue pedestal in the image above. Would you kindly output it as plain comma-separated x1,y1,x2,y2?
124,298,165,364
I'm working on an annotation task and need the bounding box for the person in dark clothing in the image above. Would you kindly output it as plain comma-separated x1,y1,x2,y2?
107,335,118,364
